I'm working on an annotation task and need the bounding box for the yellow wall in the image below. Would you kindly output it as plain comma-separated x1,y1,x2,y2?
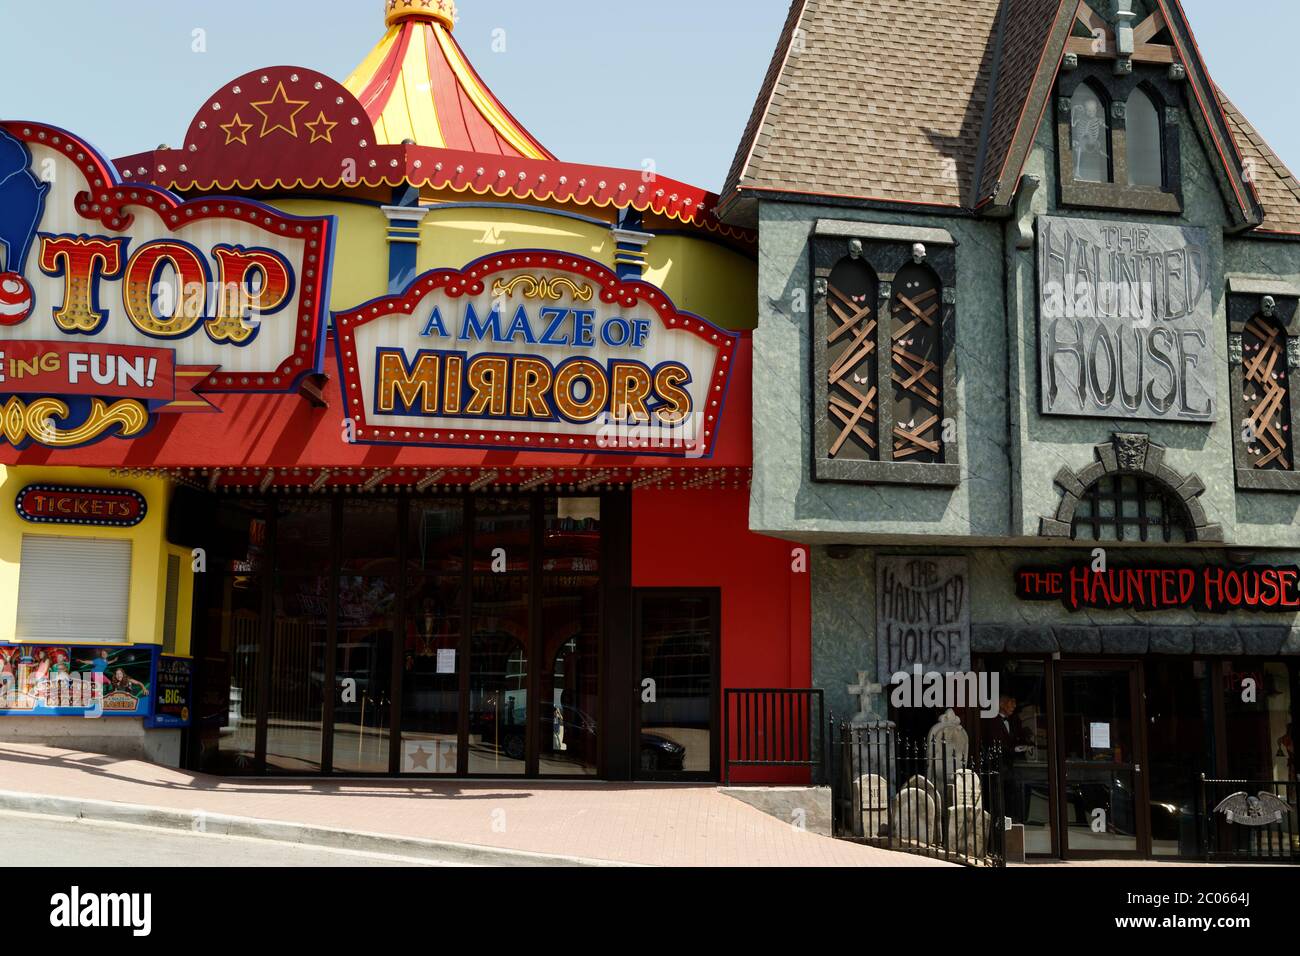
267,198,757,329
270,198,391,313
417,204,614,272
644,235,758,332
0,466,191,655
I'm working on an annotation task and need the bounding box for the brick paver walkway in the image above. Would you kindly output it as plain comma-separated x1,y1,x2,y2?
0,743,946,867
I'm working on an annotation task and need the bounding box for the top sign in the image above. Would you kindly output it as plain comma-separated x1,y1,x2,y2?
1037,215,1217,423
0,121,334,448
334,253,739,457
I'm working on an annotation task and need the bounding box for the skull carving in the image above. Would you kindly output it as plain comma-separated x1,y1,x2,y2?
912,243,927,265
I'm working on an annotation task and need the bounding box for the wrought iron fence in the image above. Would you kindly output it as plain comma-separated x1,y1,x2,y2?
1201,776,1299,863
831,720,1005,867
722,689,826,786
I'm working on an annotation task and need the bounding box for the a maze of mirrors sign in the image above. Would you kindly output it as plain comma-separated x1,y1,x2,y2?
876,556,970,684
1037,215,1217,423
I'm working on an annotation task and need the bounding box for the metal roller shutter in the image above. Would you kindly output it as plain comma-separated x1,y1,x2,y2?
15,535,132,643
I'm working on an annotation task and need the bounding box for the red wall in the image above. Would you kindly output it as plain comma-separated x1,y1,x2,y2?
632,486,812,783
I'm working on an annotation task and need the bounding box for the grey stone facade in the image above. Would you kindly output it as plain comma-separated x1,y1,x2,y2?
748,89,1300,702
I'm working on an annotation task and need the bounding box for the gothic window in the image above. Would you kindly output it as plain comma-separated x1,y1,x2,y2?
811,226,959,486
1071,474,1192,543
824,256,879,461
1070,83,1111,184
1240,313,1293,471
1126,87,1164,188
1056,65,1181,213
1228,286,1300,492
890,263,944,464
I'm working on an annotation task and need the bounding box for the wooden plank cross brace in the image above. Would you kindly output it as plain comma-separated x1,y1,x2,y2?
1243,318,1291,469
826,283,877,457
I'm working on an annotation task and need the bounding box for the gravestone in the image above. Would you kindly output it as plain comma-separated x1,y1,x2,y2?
857,772,891,839
846,670,883,726
926,708,969,785
894,786,937,846
945,804,991,860
847,669,896,780
903,773,940,808
948,768,983,809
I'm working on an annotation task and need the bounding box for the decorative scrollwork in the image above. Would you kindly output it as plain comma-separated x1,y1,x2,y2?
0,397,149,447
490,274,594,303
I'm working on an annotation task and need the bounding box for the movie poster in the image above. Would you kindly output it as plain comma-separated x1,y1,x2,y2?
145,655,194,729
0,644,156,717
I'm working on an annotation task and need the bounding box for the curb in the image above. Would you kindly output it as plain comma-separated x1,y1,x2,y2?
0,789,633,867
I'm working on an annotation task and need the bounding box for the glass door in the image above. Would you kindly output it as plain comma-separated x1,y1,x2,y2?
633,589,719,780
1056,662,1147,858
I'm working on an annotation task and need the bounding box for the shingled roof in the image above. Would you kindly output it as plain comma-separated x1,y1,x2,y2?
719,0,1300,237
1219,90,1300,237
720,0,1002,218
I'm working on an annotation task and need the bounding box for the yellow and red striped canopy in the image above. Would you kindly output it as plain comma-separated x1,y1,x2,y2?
344,1,554,160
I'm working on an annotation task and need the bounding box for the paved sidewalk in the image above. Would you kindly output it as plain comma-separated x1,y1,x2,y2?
0,743,946,867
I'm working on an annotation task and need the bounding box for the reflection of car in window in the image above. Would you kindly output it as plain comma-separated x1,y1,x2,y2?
491,703,686,770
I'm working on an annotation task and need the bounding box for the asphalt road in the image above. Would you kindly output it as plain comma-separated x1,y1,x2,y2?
0,811,464,867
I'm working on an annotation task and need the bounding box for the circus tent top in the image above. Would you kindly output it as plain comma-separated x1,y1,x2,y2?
344,0,554,159
109,1,751,242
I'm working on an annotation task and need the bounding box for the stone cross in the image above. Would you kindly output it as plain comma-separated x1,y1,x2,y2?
847,671,883,723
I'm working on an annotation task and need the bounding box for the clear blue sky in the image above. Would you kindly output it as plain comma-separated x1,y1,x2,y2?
0,0,1291,193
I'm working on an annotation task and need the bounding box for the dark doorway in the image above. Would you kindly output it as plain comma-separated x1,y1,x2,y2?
633,589,720,780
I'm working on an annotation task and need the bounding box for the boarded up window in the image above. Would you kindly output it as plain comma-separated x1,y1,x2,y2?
890,264,944,464
1241,314,1293,471
825,256,880,461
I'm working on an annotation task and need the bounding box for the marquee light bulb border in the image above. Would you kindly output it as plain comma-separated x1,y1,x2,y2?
332,251,740,458
1,121,336,398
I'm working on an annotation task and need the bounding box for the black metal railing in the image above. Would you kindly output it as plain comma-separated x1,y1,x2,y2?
831,720,1005,867
1201,776,1299,863
722,689,826,786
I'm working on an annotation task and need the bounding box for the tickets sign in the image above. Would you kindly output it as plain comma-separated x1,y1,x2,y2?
15,484,147,527
0,121,335,448
333,252,739,457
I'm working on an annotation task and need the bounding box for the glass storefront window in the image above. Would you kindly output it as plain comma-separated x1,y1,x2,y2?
638,592,714,776
473,497,531,571
980,659,1053,855
401,574,462,774
266,574,328,772
340,501,400,577
1224,660,1296,782
408,500,465,574
1146,661,1212,856
196,499,267,773
539,575,599,776
276,500,332,575
332,575,397,773
1058,667,1140,855
194,493,614,779
544,497,600,572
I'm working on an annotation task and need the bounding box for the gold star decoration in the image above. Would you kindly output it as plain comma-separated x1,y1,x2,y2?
250,81,309,139
220,114,253,145
304,110,338,144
